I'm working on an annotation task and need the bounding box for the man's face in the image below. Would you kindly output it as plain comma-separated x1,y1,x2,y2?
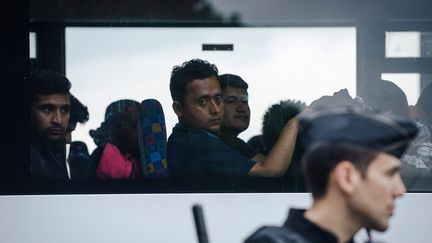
349,152,406,231
221,86,250,135
177,76,224,133
31,94,70,142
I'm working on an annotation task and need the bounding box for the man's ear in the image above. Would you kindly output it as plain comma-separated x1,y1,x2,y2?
172,101,184,119
333,161,360,195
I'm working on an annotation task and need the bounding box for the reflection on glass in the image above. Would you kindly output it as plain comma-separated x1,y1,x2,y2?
66,27,356,152
420,32,432,57
386,31,420,58
381,73,420,105
29,32,36,58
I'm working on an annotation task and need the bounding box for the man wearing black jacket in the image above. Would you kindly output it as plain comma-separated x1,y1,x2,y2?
30,69,71,179
245,109,418,243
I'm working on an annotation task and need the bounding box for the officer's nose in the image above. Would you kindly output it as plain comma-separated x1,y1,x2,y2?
395,175,406,198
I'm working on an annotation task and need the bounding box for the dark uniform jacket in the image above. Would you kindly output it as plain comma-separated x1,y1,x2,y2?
245,209,355,243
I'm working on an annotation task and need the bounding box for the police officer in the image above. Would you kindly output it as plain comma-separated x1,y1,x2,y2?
245,108,418,243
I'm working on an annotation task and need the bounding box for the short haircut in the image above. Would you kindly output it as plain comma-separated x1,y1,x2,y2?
219,74,248,90
302,142,379,199
169,59,219,104
361,80,408,117
30,69,72,103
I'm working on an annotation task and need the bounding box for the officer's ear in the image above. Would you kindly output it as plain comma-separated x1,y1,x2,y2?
333,161,361,195
173,101,184,119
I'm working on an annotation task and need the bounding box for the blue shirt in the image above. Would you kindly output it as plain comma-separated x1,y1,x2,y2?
167,123,256,177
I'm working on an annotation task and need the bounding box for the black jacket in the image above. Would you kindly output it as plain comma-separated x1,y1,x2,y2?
31,140,69,180
245,209,355,243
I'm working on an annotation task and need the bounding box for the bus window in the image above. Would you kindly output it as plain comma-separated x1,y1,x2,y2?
66,27,356,153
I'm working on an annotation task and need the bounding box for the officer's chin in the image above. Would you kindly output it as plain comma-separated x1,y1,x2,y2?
368,220,389,232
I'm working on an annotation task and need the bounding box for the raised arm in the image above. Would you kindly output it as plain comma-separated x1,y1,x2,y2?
248,116,299,177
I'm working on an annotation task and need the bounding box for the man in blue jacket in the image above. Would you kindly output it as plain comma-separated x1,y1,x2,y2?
167,59,299,177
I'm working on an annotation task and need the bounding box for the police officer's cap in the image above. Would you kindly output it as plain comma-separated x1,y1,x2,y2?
299,108,418,158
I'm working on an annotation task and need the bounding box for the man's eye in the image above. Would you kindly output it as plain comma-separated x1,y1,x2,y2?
198,99,208,105
39,107,51,113
240,96,249,103
224,97,236,103
215,96,223,104
61,107,70,114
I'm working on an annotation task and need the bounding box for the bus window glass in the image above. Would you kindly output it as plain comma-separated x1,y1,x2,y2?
66,27,356,152
381,73,421,105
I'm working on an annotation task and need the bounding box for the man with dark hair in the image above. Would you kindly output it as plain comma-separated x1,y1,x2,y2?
218,74,259,160
261,99,307,190
245,109,417,243
168,59,298,177
219,73,249,136
30,69,72,179
361,79,408,117
361,80,432,182
262,100,306,155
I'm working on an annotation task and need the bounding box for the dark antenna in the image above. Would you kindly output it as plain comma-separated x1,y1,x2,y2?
192,204,210,243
